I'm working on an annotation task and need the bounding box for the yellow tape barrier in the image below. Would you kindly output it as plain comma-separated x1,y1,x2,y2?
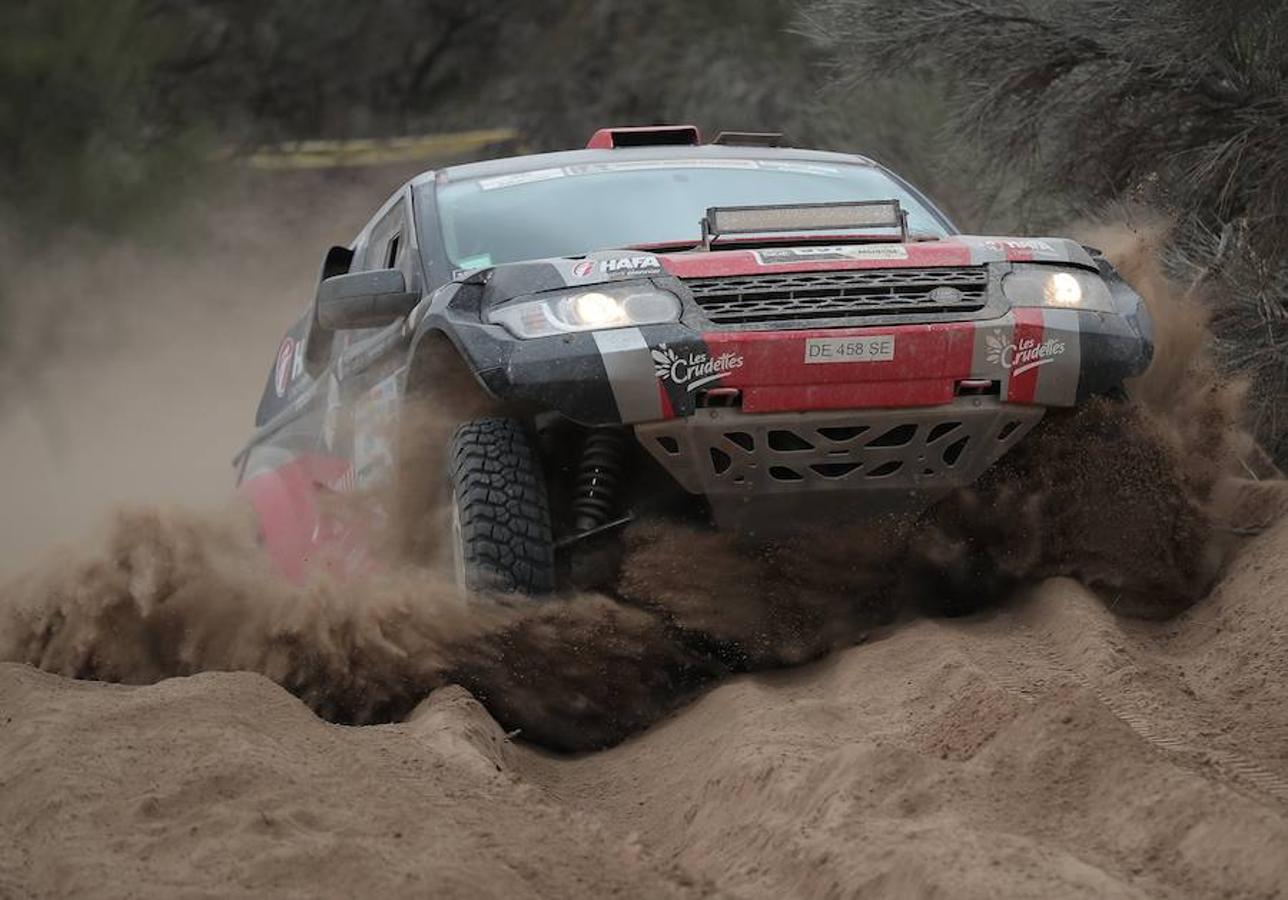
241,128,520,169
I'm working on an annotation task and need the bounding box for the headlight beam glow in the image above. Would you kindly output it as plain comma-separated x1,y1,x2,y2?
1044,272,1084,306
568,291,626,327
489,284,682,338
1001,264,1113,312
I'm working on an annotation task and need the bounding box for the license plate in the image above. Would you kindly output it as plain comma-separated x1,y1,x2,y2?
804,335,896,364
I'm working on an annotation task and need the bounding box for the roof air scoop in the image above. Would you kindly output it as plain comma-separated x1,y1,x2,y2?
585,125,701,149
711,131,784,147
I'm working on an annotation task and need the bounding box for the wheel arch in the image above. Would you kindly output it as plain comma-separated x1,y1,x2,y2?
391,326,508,561
406,326,501,421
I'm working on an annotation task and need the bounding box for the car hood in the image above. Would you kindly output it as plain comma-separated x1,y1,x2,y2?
470,235,1098,305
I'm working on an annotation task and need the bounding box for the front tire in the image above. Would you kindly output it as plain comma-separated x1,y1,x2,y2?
448,417,556,596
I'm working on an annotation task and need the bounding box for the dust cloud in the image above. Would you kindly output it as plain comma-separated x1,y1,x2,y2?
0,167,409,576
0,185,1258,751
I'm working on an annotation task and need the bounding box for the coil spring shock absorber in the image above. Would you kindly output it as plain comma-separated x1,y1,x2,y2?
572,429,627,531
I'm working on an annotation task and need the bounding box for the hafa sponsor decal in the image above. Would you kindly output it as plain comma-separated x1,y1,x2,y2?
274,337,295,397
571,255,661,277
983,238,1056,253
651,343,744,391
602,255,660,274
985,329,1066,376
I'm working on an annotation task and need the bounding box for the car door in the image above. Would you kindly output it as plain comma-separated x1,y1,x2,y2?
333,189,423,493
234,188,427,581
234,294,354,580
233,235,374,580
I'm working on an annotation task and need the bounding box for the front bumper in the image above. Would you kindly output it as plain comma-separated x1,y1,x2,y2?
636,399,1043,528
450,303,1151,426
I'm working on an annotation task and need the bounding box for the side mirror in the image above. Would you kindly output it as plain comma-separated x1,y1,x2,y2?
315,268,419,330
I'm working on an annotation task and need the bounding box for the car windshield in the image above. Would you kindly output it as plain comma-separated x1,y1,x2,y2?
432,158,951,268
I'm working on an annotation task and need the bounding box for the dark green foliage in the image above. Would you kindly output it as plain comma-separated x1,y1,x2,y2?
1170,221,1288,460
802,0,1288,242
803,0,1288,459
488,0,823,150
0,0,515,230
0,0,197,228
148,0,511,141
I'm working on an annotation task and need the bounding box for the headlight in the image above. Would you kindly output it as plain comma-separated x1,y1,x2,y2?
1002,265,1112,311
488,284,682,338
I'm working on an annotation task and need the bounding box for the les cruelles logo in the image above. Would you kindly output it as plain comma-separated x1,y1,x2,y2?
651,343,744,391
986,330,1066,376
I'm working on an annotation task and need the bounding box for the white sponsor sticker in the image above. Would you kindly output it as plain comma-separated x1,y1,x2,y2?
564,159,759,175
755,244,909,265
274,337,296,397
477,168,566,190
756,160,843,176
479,159,852,190
804,335,896,364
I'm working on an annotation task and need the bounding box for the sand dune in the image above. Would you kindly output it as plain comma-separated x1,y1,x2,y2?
4,512,1286,899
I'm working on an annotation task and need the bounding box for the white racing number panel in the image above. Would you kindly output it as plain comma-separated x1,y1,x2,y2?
803,335,896,364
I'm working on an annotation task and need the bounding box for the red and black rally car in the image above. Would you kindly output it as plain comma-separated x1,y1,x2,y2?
236,125,1153,594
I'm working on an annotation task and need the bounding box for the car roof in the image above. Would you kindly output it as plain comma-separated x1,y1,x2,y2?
412,144,879,187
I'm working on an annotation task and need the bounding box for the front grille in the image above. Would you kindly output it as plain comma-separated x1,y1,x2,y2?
684,266,988,325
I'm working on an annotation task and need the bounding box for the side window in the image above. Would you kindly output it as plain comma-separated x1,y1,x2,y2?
384,232,402,270
363,197,410,278
337,195,416,354
302,244,355,378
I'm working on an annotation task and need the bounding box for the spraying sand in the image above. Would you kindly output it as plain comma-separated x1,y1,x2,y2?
4,522,1288,897
1,176,1285,897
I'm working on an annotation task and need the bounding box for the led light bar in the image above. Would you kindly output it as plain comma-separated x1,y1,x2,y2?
702,200,907,246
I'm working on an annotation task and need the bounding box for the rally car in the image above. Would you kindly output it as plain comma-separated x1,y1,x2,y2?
235,125,1154,594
